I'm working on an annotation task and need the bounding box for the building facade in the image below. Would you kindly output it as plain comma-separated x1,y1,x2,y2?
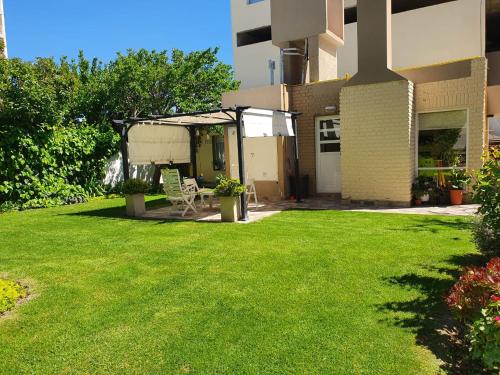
224,0,500,204
0,0,7,58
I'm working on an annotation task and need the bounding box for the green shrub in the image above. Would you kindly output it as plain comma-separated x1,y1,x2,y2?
472,216,500,258
0,279,27,315
214,176,245,197
472,147,500,257
468,297,500,372
122,179,150,195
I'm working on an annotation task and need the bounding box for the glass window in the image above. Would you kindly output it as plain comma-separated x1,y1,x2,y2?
247,0,264,4
212,136,225,171
321,143,340,153
418,110,467,175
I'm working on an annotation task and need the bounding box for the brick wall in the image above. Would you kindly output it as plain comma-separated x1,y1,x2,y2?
290,79,346,194
415,58,488,172
287,57,487,201
340,80,415,205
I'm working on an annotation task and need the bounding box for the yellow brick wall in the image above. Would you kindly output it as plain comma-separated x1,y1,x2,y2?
340,80,415,205
287,58,486,202
415,58,488,172
290,79,345,194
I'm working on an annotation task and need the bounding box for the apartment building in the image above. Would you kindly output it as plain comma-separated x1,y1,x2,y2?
0,0,7,58
222,0,500,205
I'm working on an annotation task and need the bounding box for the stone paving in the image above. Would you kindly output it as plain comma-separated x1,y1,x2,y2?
141,197,479,223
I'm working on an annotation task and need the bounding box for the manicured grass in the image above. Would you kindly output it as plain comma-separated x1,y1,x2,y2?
0,197,479,374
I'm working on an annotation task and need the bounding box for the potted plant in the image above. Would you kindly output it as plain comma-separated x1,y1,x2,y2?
448,162,470,205
412,176,433,206
214,176,246,222
123,179,149,217
413,188,425,206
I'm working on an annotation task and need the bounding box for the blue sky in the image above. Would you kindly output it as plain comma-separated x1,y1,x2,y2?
4,0,234,65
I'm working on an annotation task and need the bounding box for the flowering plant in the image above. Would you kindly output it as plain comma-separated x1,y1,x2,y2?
445,258,500,322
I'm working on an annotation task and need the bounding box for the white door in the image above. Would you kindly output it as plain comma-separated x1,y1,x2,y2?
316,116,341,193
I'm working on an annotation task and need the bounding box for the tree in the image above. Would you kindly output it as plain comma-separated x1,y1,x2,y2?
103,48,239,119
0,47,239,210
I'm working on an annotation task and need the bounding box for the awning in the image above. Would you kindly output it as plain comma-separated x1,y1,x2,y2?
242,108,294,138
128,123,190,165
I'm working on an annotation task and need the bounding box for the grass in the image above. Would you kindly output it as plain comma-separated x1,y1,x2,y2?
0,196,480,374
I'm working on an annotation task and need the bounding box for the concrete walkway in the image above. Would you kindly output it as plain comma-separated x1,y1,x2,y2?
141,198,479,223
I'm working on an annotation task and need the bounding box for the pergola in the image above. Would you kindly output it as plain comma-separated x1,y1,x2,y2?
112,106,302,222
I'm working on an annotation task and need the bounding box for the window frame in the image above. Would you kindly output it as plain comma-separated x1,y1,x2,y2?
415,108,470,174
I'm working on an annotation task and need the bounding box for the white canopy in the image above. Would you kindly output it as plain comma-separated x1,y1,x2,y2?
128,123,191,165
242,108,294,138
125,108,296,166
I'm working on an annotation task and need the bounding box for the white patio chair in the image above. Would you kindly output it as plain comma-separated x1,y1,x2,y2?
161,169,197,217
246,179,258,208
184,178,215,209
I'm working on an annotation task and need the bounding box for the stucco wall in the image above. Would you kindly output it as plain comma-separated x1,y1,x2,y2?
340,80,415,205
415,58,488,171
338,0,485,78
222,84,289,200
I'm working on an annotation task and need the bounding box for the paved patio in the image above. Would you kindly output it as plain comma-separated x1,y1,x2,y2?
141,197,479,223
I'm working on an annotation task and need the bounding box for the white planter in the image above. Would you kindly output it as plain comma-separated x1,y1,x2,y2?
125,194,146,217
219,196,240,222
421,193,430,203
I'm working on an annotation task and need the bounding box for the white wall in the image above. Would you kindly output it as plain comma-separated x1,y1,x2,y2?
231,0,281,88
337,0,486,77
227,127,279,182
234,41,281,88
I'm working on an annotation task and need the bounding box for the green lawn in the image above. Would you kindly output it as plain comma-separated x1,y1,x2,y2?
0,197,480,374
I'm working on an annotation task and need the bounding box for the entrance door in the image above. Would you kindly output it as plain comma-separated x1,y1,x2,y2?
316,116,341,193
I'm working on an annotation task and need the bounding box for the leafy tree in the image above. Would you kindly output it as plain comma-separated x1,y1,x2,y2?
104,48,238,118
0,47,239,210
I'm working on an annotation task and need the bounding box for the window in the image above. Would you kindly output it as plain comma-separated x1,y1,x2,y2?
212,136,225,171
318,118,341,153
247,0,264,4
236,26,272,47
417,110,468,177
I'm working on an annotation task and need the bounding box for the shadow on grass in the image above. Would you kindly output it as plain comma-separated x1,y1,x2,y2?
379,252,487,374
64,197,168,221
387,218,472,234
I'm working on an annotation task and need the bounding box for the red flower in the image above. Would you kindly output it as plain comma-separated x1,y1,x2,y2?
492,296,500,302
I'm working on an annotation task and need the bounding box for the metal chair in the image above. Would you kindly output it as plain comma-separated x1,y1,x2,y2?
161,169,197,217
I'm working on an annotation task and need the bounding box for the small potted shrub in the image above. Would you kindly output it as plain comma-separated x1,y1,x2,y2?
123,178,149,217
448,164,470,205
412,188,425,206
412,176,433,206
214,176,246,222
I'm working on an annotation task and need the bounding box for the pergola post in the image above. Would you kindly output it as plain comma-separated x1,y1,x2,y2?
236,107,249,222
121,124,130,181
188,127,198,178
292,115,302,203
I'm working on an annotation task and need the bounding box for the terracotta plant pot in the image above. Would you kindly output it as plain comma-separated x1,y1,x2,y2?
449,189,464,205
219,196,240,222
414,199,422,206
125,194,146,217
